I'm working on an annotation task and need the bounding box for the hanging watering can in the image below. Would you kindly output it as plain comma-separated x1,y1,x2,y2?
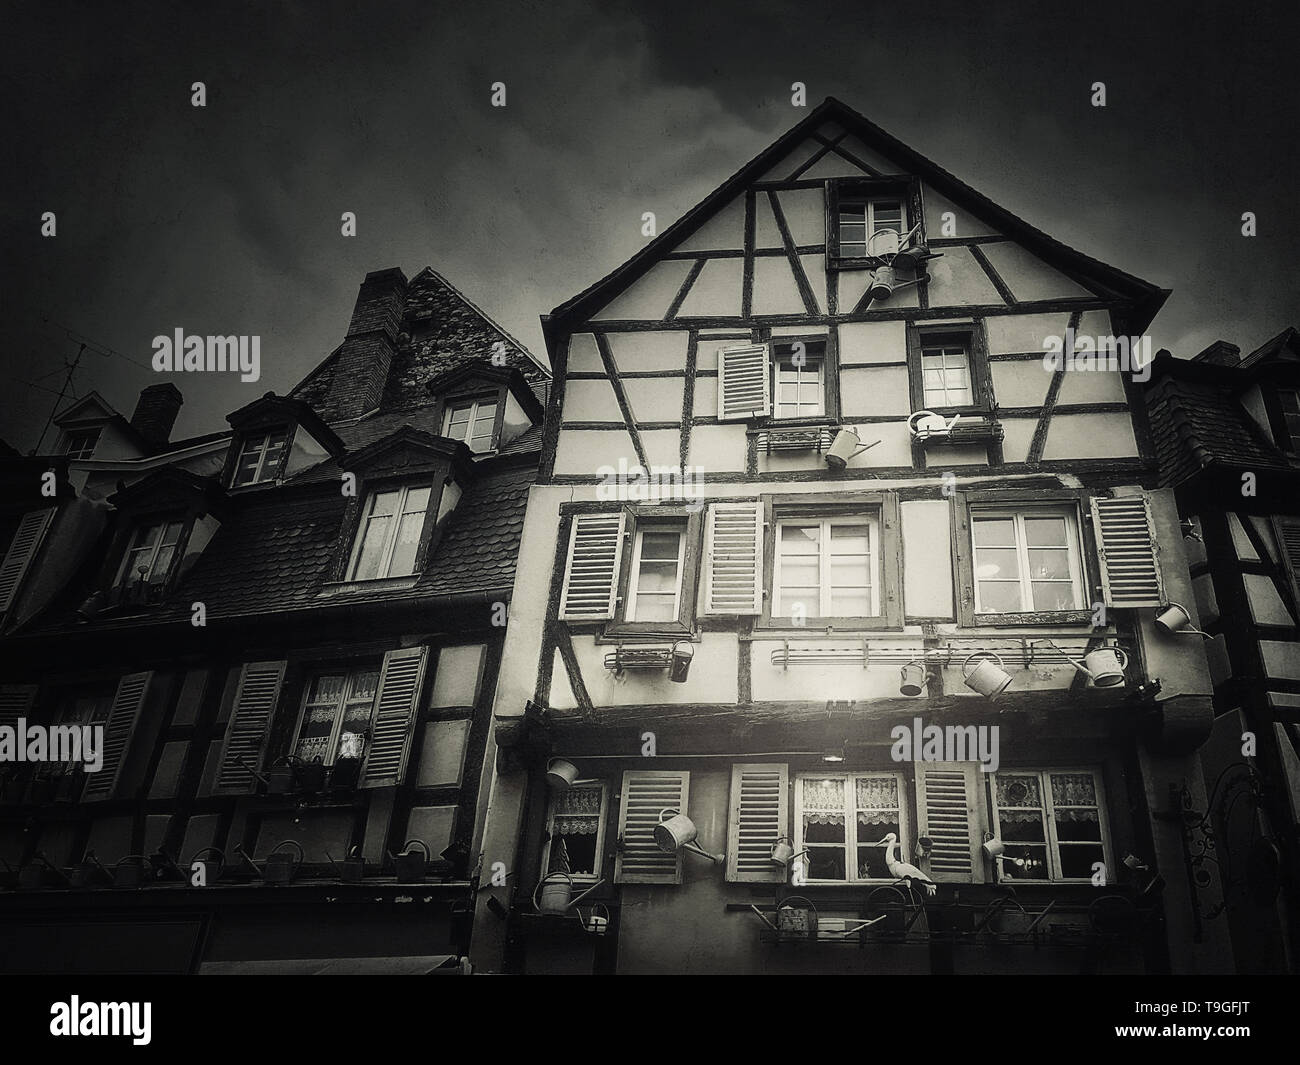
1048,641,1129,688
1155,602,1211,638
113,855,150,889
868,265,896,301
327,845,365,884
655,808,722,862
188,846,225,885
392,839,430,881
899,661,927,697
770,836,796,866
776,895,819,937
295,758,327,792
669,642,694,683
824,427,881,470
908,410,962,438
532,871,606,915
963,651,1013,700
264,840,304,885
546,758,580,790
266,758,295,795
580,903,611,935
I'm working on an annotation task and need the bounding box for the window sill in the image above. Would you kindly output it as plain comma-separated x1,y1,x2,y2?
758,617,898,632
969,610,1094,627
600,622,696,641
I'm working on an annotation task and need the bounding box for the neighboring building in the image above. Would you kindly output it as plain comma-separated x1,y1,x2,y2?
0,266,549,974
1144,330,1300,973
472,98,1226,974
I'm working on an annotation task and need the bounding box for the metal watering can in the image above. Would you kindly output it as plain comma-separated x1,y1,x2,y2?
263,840,304,884
327,845,366,884
532,871,606,915
391,839,430,881
1048,641,1129,688
908,410,962,438
655,809,723,862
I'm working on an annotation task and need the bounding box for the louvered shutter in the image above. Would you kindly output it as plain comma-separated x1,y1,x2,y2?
615,770,689,884
0,684,37,733
0,509,55,613
1090,495,1163,608
717,344,770,421
1273,519,1300,603
214,661,287,794
914,763,985,884
82,672,151,802
703,502,764,615
558,513,626,621
726,763,787,882
359,645,428,789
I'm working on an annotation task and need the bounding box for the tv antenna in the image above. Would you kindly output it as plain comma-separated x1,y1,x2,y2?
32,320,130,455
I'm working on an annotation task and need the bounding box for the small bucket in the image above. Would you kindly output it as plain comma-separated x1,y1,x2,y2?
394,839,429,882
266,762,295,795
1083,647,1128,687
669,642,694,683
868,266,896,301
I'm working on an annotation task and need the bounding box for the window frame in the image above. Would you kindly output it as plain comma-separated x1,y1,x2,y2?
969,505,1087,616
988,767,1112,884
1274,386,1300,452
905,322,993,415
441,394,502,453
952,489,1101,627
759,492,903,631
230,426,294,487
345,481,436,582
114,517,187,591
289,664,381,768
772,514,880,620
826,177,922,272
605,504,704,638
61,427,101,461
541,781,609,884
771,344,826,422
793,770,910,886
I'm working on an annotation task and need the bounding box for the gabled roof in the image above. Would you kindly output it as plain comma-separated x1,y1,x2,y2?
547,97,1169,332
1240,326,1300,370
227,392,345,456
427,361,546,421
52,391,118,426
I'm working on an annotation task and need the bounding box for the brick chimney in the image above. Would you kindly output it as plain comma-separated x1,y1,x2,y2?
130,383,183,448
323,268,408,421
1192,340,1241,367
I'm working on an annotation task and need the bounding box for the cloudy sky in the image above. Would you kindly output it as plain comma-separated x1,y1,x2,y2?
3,0,1297,450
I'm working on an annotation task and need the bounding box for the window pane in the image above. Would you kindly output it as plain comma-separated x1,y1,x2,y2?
1024,516,1068,546
387,513,425,576
780,525,820,553
1058,845,1104,879
353,515,390,580
975,547,1020,579
830,592,871,616
977,581,1023,613
829,524,870,554
1031,582,1077,611
857,818,900,879
402,486,431,515
639,531,681,560
1027,547,1070,580
369,491,400,517
972,518,1015,546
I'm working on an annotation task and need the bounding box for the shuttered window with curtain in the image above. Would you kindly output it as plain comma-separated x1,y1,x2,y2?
543,783,607,880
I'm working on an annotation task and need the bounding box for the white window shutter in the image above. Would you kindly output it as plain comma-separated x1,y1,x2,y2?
717,344,770,421
704,502,764,615
726,763,787,882
82,672,152,802
359,645,429,789
1090,494,1163,608
0,509,55,613
1273,519,1300,603
615,770,689,885
558,513,626,621
215,660,287,794
0,684,37,732
914,762,985,884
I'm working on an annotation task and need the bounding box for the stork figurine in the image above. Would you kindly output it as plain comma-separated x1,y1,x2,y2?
879,832,937,898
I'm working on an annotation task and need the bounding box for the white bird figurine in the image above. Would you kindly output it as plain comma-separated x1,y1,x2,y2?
880,832,936,897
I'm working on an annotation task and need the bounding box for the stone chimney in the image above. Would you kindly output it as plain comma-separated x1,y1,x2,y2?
323,267,408,421
1192,340,1241,367
130,383,183,448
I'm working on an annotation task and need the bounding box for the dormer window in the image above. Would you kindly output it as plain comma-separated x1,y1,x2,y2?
442,398,498,452
348,484,433,580
116,520,184,593
231,427,290,486
61,428,101,461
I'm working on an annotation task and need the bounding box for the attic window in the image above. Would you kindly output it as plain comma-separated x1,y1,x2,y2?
347,484,433,581
838,198,905,258
442,398,498,452
62,428,101,461
116,520,184,593
232,428,290,486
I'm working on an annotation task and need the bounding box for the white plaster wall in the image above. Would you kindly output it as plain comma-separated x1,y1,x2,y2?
1260,641,1300,681
1245,574,1292,626
991,360,1054,407
984,312,1071,355
677,258,743,317
839,321,906,363
569,632,738,705
563,379,621,422
980,242,1093,301
675,194,746,251
924,246,1005,307
840,365,910,416
752,256,806,314
1040,413,1138,459
623,378,685,423
553,428,639,473
591,260,693,321
921,185,999,237
607,331,690,372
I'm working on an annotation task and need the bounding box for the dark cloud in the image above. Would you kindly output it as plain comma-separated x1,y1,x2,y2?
2,0,1297,449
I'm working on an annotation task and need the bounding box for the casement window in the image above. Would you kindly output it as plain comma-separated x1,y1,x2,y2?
116,520,184,590
794,772,907,883
348,483,433,581
970,506,1085,614
81,672,152,802
726,763,788,882
990,769,1111,882
49,690,113,777
231,427,290,486
837,198,906,259
615,770,690,884
626,523,686,622
291,667,380,766
0,508,55,613
543,783,608,881
921,339,973,408
773,342,826,420
61,427,101,461
915,762,987,883
442,397,498,452
774,516,879,619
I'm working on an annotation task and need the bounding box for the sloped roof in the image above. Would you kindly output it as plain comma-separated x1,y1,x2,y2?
1239,326,1299,370
548,96,1169,332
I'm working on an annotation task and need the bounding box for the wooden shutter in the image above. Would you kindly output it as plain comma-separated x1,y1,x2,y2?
0,684,37,732
726,763,787,882
1090,495,1163,608
558,513,626,621
717,344,770,421
914,763,985,884
82,672,151,802
0,509,55,613
615,770,689,885
1273,518,1300,603
704,502,763,615
214,661,287,794
359,645,429,788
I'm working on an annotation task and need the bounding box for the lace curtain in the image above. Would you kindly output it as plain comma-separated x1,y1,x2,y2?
997,774,1042,823
553,786,602,835
802,778,845,825
856,776,899,825
998,773,1099,823
802,777,899,826
1051,773,1099,822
